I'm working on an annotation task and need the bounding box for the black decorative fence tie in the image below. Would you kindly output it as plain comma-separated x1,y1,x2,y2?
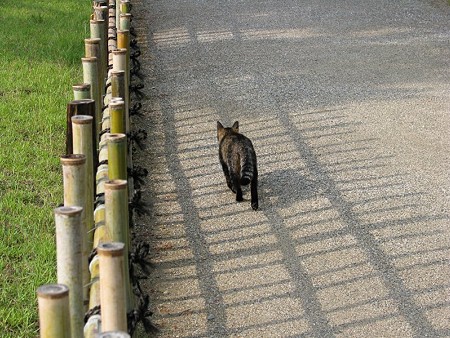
128,165,148,188
130,241,153,276
130,83,145,100
94,192,105,209
127,294,157,336
84,305,101,324
128,129,147,150
88,247,98,265
129,102,143,117
129,190,149,218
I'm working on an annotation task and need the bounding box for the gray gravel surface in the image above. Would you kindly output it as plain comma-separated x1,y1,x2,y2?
132,0,450,337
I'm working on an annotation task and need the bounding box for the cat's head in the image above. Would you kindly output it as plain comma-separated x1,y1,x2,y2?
217,121,239,142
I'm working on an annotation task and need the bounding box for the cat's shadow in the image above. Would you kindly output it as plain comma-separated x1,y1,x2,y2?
259,169,321,208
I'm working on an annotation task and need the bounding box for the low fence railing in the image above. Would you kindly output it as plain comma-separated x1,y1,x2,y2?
36,0,152,337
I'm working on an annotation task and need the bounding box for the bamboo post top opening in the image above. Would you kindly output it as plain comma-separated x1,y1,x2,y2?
72,115,94,124
54,205,83,216
37,284,69,299
104,179,128,190
60,154,86,165
72,84,91,91
97,242,125,256
70,98,95,105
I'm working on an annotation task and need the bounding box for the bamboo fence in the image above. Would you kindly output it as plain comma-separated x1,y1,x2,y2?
37,0,151,336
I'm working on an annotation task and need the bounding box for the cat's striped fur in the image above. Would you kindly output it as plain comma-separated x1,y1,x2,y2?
217,121,258,210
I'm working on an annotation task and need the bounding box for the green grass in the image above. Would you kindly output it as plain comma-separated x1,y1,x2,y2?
0,0,91,336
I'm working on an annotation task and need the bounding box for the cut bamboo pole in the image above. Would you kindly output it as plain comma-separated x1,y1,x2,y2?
54,206,84,338
98,242,127,332
85,38,103,89
117,31,130,97
90,20,107,82
66,99,96,156
119,13,131,31
109,100,126,134
82,57,102,144
104,180,132,311
73,84,91,100
60,154,88,310
37,284,71,338
112,49,129,130
84,314,101,338
107,133,127,180
110,70,125,105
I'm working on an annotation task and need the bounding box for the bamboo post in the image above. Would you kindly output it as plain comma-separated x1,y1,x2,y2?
54,206,84,338
104,180,132,310
85,38,105,99
37,284,71,338
60,154,88,310
98,242,127,332
90,20,107,82
112,49,129,129
119,13,131,31
109,100,126,134
73,84,91,100
82,57,102,143
107,133,127,180
66,99,96,156
84,314,102,338
111,70,125,105
117,31,130,96
97,331,130,338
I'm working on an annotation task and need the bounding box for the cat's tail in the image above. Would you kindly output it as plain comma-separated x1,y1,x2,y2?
240,154,255,186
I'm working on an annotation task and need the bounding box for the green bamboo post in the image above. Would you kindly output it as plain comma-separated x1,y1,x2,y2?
97,242,127,332
73,84,91,100
90,20,107,82
82,57,102,144
104,180,132,311
120,0,131,14
60,154,88,310
98,331,130,338
71,115,95,309
66,99,96,156
85,39,104,111
54,206,84,338
119,13,131,31
107,133,127,180
37,284,71,338
109,100,126,134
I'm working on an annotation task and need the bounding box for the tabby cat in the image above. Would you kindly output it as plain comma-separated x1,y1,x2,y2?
217,121,258,210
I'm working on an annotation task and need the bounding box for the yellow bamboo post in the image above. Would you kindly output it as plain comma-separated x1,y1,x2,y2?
104,180,132,311
98,331,130,338
37,284,71,338
60,154,89,311
109,100,126,134
107,133,127,180
73,84,91,100
82,57,102,144
98,242,127,332
54,206,84,338
117,31,130,97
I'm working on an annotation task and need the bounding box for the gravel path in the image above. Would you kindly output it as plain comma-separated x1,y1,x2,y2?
132,0,450,337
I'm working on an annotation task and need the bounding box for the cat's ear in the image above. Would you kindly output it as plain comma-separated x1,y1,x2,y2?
232,121,239,132
217,121,224,130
